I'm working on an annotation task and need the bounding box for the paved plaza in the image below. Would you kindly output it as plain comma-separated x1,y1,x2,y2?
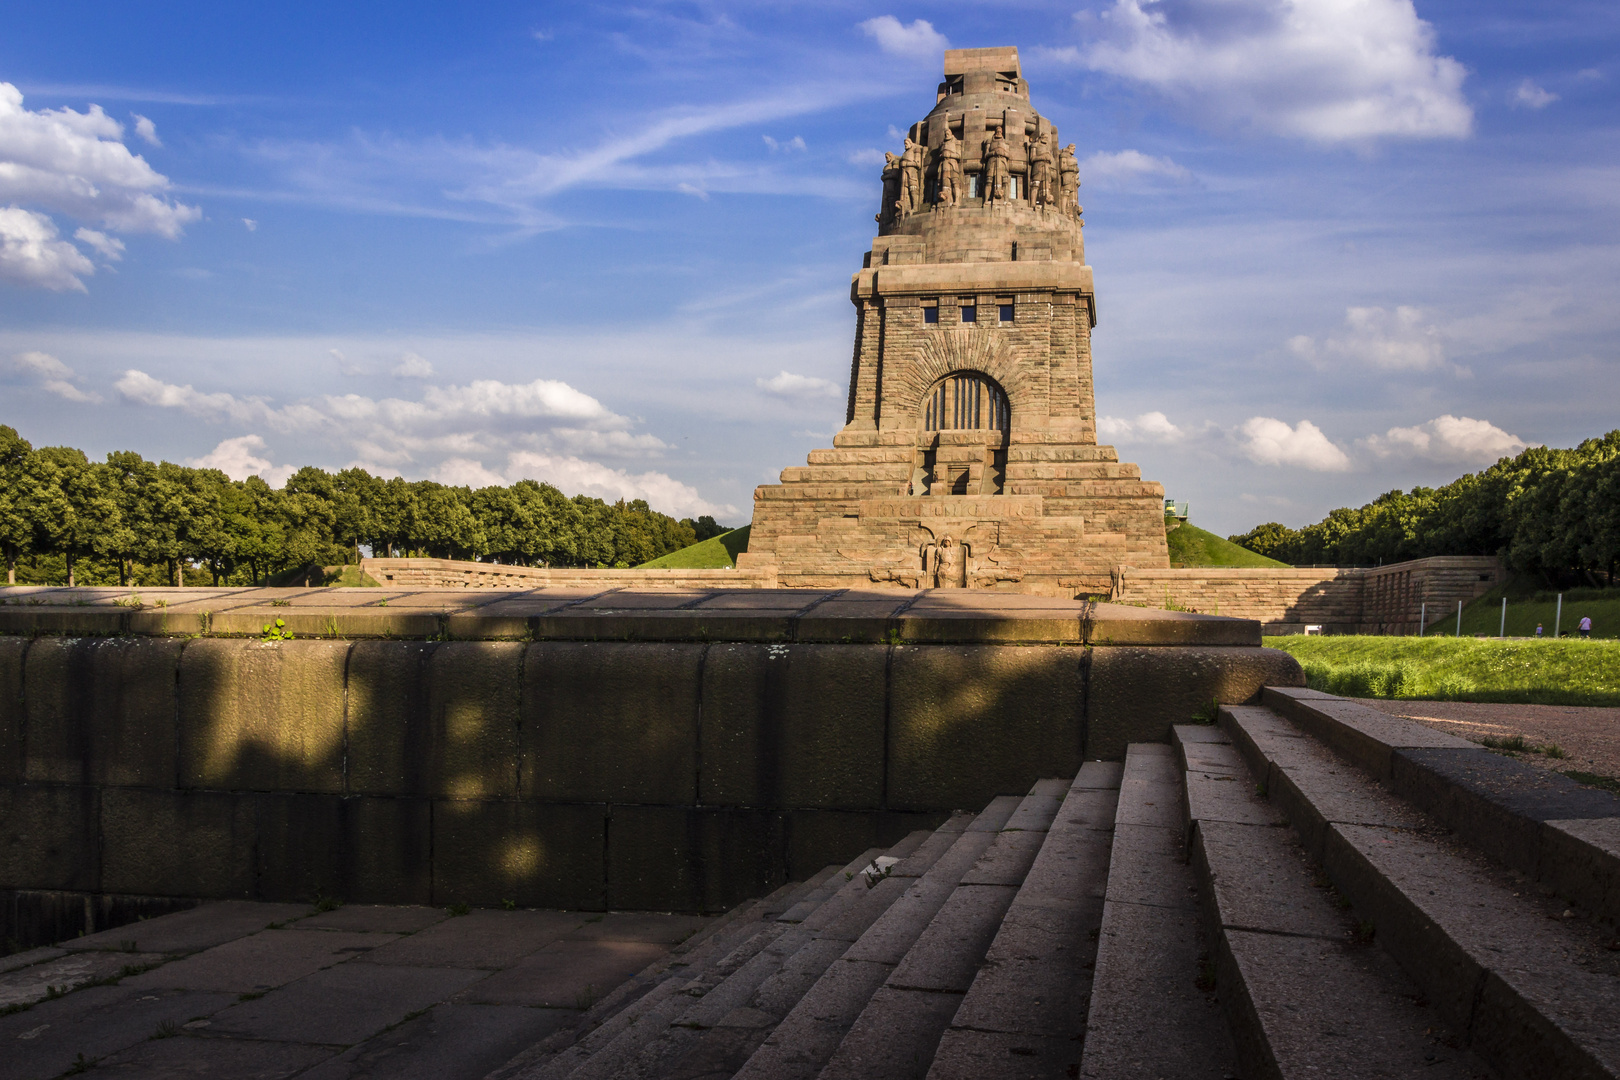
0,901,709,1079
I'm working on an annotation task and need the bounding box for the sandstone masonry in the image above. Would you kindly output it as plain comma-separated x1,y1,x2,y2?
738,47,1170,597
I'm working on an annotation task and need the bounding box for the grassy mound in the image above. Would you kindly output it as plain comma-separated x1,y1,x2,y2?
1168,523,1290,568
639,526,751,569
1266,635,1620,707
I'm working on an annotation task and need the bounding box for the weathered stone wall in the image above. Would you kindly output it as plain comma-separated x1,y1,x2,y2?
360,558,776,590
1111,555,1504,634
0,587,1301,946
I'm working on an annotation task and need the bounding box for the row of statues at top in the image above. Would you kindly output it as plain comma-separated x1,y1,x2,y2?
881,123,1081,224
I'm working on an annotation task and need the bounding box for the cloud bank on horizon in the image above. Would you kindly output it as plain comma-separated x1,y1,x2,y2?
0,1,1611,534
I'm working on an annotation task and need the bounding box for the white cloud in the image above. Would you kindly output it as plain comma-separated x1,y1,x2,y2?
433,451,734,517
1080,149,1191,187
848,148,888,166
1360,415,1530,464
1513,79,1558,109
0,83,200,239
73,227,125,261
4,349,100,401
0,208,95,291
242,217,258,231
1071,0,1472,141
1097,410,1185,443
1288,306,1454,373
859,16,949,60
762,135,806,152
757,370,842,398
1238,417,1352,471
187,434,295,486
131,114,160,146
392,351,434,378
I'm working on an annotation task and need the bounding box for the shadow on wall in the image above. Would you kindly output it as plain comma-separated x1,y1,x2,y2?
0,632,1299,944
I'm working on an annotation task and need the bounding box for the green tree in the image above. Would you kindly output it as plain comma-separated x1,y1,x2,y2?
0,426,35,584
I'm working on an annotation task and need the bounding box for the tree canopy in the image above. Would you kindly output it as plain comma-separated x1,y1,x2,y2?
0,427,722,586
1230,430,1620,583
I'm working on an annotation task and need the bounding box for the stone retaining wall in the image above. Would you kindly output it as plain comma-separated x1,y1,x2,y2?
0,586,1300,943
360,557,777,589
1112,555,1503,635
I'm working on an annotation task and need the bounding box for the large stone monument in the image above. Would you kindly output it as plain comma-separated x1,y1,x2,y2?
738,46,1171,596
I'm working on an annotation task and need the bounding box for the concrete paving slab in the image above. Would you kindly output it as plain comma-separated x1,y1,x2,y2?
1071,760,1124,789
85,1030,334,1077
563,913,716,945
298,905,448,935
888,884,1018,993
60,901,310,955
1184,767,1284,828
296,1002,574,1080
126,929,391,994
1101,823,1193,909
0,951,167,1008
1192,819,1347,940
0,947,64,975
353,910,580,969
461,940,667,1008
202,962,485,1047
0,986,234,1080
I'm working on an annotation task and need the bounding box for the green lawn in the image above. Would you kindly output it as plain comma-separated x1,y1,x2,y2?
1168,523,1291,568
639,526,751,569
1421,579,1620,639
1266,635,1620,707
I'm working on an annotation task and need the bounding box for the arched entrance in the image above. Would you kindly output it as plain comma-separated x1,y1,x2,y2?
909,371,1010,496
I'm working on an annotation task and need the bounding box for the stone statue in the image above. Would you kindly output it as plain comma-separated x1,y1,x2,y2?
1058,143,1081,218
929,535,968,588
982,125,1010,207
878,151,900,227
1027,131,1054,208
898,137,923,218
936,126,963,208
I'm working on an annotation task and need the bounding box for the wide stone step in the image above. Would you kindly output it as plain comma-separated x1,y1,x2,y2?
601,827,951,1080
734,794,1022,1080
816,779,1069,1079
1173,723,1489,1079
926,761,1121,1080
1078,743,1238,1079
556,848,890,1080
491,863,855,1080
1222,699,1620,1080
1262,685,1620,925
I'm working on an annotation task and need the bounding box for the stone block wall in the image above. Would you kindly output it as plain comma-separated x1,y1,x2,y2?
359,558,776,590
1111,555,1504,634
0,589,1303,943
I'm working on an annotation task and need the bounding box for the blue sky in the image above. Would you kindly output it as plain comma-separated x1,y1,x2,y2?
1,1,1616,535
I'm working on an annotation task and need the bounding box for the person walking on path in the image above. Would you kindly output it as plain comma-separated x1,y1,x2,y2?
1579,615,1592,638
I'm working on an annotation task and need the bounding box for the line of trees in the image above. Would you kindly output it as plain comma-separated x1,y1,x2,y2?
1230,429,1620,583
0,426,729,587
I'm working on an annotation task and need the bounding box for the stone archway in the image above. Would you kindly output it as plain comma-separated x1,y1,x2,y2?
909,367,1011,497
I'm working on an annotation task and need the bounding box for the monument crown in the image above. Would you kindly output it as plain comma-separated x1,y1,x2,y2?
737,47,1170,596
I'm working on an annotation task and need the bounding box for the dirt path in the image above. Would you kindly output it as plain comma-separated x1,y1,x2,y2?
1355,698,1620,784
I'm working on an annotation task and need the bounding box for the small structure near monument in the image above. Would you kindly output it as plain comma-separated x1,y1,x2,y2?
739,46,1170,596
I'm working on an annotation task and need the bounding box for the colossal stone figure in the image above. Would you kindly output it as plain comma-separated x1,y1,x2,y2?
1058,143,1081,218
1028,130,1054,208
739,46,1171,596
937,125,963,208
898,137,923,218
879,151,901,227
983,125,1010,206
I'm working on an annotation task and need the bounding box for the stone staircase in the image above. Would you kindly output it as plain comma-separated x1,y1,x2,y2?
487,688,1620,1080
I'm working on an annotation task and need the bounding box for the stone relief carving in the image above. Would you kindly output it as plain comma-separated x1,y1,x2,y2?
982,125,1010,207
936,126,963,208
898,137,924,218
1058,143,1081,218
